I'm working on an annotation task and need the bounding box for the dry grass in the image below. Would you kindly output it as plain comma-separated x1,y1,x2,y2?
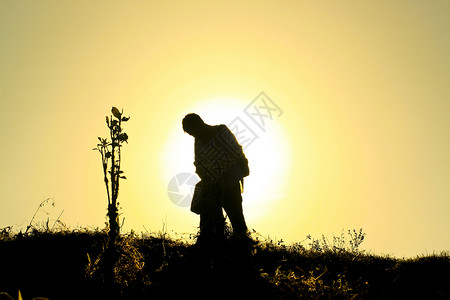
0,227,448,299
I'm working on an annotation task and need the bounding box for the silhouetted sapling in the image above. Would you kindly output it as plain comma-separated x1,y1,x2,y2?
93,106,130,285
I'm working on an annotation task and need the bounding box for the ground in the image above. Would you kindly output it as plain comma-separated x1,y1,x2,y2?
0,228,448,300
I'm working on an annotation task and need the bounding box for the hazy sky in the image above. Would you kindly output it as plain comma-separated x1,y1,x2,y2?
1,1,448,257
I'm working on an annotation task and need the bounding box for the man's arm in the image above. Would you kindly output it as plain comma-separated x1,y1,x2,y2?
194,139,214,181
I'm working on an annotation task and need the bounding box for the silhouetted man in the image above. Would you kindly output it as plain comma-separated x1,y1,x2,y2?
182,113,249,245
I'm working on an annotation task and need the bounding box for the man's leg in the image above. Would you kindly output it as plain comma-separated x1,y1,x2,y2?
199,186,225,244
222,183,247,235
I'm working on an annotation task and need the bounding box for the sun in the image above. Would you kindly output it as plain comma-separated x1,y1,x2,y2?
160,97,290,224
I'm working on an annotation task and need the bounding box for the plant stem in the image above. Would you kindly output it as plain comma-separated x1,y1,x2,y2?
102,148,111,206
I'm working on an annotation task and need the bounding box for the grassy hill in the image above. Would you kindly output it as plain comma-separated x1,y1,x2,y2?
0,227,448,300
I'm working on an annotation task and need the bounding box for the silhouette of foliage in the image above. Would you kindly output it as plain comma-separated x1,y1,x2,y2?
0,227,449,299
93,107,130,286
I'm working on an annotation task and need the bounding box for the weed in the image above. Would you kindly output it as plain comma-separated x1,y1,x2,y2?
1,227,448,299
93,107,130,286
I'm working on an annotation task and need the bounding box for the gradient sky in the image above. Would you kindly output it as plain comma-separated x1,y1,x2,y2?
1,1,448,258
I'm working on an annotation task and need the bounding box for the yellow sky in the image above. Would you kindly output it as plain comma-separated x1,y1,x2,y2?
0,1,448,257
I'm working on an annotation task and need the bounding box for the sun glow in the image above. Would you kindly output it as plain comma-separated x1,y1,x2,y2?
160,97,290,224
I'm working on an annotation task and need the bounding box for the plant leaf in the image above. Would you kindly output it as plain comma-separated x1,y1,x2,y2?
118,133,128,142
112,107,121,119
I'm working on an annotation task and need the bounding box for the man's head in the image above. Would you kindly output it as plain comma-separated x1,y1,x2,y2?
182,113,205,137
